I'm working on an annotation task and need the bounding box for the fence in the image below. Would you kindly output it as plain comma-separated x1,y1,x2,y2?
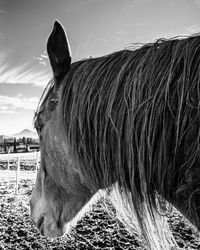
0,151,40,194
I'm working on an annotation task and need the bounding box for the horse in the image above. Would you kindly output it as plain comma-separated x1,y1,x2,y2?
30,21,200,249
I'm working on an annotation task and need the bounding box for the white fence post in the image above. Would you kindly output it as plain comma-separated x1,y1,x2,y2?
35,151,39,172
7,149,10,191
15,156,20,194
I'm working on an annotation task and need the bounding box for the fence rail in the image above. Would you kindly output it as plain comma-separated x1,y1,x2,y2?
0,151,40,160
0,151,40,194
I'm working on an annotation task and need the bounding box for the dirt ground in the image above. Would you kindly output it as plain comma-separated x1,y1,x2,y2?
1,169,200,250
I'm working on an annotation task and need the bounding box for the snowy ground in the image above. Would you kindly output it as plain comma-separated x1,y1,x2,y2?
0,170,145,250
1,164,200,249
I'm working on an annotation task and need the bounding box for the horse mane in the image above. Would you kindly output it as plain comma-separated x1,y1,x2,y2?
40,34,200,247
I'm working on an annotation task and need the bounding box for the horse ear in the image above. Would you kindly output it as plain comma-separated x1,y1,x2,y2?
47,21,71,89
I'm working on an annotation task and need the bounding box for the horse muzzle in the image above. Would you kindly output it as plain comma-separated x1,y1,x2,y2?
31,213,64,238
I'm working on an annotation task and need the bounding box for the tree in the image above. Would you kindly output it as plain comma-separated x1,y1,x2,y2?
4,139,7,153
22,137,26,145
25,138,30,152
13,138,17,152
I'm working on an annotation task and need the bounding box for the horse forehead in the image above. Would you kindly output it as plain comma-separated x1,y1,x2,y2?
35,79,58,122
36,95,58,125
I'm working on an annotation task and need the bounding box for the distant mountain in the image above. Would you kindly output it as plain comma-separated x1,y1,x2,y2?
13,129,38,139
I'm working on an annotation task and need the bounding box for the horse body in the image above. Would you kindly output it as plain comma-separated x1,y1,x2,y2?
30,21,200,249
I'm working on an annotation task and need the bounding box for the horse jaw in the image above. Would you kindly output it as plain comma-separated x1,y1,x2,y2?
39,194,99,238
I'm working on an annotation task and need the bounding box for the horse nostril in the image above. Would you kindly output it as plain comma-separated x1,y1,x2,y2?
57,211,62,228
40,224,45,236
37,216,45,230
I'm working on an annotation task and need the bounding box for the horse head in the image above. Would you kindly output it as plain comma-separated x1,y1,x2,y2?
30,21,94,238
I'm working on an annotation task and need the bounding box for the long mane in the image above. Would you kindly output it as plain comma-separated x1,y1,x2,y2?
58,35,200,247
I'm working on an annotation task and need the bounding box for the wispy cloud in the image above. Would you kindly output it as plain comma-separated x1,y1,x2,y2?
74,34,94,60
0,105,16,114
186,24,200,35
32,51,48,66
0,52,51,87
0,94,39,114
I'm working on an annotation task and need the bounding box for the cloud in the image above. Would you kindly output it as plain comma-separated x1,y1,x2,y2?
0,95,39,113
32,51,49,67
0,51,51,87
186,24,200,35
0,105,16,114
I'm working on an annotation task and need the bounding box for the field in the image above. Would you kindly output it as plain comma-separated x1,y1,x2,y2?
1,153,200,249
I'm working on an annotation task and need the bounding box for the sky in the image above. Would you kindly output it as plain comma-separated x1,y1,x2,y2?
1,0,200,134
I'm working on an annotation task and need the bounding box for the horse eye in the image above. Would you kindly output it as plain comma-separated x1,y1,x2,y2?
50,98,58,110
51,98,58,104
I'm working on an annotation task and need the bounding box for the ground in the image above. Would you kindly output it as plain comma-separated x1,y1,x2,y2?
1,166,200,249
